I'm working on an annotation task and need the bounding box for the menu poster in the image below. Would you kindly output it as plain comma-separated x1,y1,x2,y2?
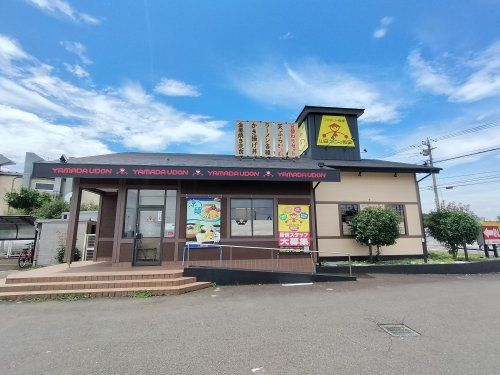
278,204,310,251
186,198,221,243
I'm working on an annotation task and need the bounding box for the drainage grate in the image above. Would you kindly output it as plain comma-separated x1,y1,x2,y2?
378,324,420,337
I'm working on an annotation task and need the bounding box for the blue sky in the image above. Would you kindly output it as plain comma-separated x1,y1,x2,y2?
0,0,499,217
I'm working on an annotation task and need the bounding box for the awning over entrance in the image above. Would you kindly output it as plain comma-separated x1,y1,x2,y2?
0,216,36,240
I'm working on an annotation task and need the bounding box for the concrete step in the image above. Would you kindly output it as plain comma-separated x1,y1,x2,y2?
0,277,197,292
0,281,210,300
5,270,184,284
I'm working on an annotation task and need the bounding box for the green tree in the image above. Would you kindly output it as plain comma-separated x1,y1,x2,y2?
33,198,70,219
5,188,51,214
80,202,99,211
426,204,481,261
422,213,430,229
351,207,400,263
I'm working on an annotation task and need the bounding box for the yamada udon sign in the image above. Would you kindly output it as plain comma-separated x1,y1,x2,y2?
32,163,340,182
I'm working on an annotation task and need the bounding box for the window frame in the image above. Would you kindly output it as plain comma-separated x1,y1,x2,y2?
386,203,408,236
34,182,54,191
122,188,178,239
339,203,360,237
230,198,275,238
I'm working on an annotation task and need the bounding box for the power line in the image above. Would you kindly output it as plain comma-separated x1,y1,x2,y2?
420,174,500,189
430,120,500,142
433,146,500,163
437,169,500,180
376,119,500,159
420,177,500,190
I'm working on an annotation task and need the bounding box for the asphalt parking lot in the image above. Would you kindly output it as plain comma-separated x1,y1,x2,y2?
1,273,499,374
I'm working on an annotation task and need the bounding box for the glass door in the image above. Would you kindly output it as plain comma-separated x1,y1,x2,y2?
134,207,163,265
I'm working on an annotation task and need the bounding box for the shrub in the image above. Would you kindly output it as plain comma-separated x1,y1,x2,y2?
55,245,81,263
80,202,99,211
427,204,481,261
351,206,400,262
34,198,70,219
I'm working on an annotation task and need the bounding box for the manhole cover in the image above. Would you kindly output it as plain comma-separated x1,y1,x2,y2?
378,324,420,337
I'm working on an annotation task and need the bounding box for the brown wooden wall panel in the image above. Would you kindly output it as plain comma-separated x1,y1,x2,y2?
161,242,175,261
96,241,113,258
119,243,133,262
99,194,117,238
181,180,311,195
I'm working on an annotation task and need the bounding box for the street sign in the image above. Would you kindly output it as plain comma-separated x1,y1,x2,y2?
482,226,500,245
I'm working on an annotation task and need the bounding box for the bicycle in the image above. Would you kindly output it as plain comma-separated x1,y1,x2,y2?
18,242,34,269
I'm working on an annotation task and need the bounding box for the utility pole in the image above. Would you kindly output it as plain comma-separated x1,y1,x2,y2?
421,138,440,210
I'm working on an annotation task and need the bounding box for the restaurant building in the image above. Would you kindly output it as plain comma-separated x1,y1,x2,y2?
31,106,439,269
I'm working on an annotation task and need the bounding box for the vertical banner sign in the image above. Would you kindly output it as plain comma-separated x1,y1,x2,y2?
249,121,260,157
276,122,286,157
288,122,299,158
298,122,308,155
186,198,221,243
235,120,247,157
262,122,273,157
278,204,310,250
316,115,355,147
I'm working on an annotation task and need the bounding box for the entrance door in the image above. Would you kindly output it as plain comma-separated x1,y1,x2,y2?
134,207,163,265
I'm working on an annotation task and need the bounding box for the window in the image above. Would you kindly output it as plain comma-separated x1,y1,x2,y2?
123,189,138,238
123,189,177,238
139,190,165,206
163,190,177,238
231,198,274,237
35,182,54,191
387,204,407,235
340,204,359,235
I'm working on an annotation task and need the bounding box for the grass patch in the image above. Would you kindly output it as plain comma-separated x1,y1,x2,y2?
128,290,153,298
329,250,495,267
210,282,217,288
24,293,91,302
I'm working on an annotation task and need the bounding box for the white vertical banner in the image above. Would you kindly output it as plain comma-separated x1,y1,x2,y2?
276,122,286,157
249,121,260,157
288,122,299,158
262,122,273,157
235,120,247,156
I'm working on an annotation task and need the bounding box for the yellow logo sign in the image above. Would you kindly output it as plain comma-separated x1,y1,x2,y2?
298,122,308,155
316,115,354,147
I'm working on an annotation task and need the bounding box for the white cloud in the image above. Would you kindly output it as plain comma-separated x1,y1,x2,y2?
0,33,227,168
154,78,200,97
25,0,100,25
0,35,28,73
59,41,92,65
233,60,400,123
373,17,393,39
0,104,110,163
64,63,89,78
408,41,500,102
279,32,293,40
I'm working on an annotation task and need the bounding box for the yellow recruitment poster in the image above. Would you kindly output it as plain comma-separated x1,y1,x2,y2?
316,115,355,147
278,205,310,247
298,122,308,155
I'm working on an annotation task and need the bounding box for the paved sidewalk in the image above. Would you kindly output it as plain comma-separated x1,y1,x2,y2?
1,273,499,374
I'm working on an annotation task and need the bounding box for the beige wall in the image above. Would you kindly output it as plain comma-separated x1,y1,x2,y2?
0,174,22,214
315,172,418,203
81,190,100,206
315,172,424,258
